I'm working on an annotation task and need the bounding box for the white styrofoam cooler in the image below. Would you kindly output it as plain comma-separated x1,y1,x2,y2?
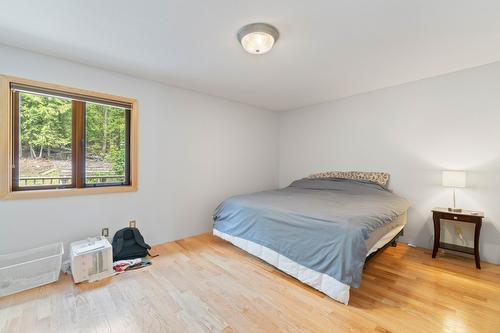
0,242,63,297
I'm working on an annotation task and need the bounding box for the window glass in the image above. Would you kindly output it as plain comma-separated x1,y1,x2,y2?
8,81,134,195
18,92,72,188
85,102,128,186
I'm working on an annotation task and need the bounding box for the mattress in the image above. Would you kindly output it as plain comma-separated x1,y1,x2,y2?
214,211,407,305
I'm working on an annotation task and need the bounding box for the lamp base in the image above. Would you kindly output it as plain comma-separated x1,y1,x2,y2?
448,207,462,213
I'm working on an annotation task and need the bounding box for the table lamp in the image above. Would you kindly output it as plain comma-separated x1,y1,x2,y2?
442,170,466,212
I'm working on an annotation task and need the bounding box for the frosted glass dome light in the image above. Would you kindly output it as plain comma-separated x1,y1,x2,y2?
238,23,279,55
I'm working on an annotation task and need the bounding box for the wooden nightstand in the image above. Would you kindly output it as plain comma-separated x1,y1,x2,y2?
432,207,484,269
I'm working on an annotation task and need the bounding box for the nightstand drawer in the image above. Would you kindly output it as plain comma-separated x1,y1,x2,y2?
436,212,480,223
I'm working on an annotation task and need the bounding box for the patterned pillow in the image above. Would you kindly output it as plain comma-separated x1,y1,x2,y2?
307,171,390,188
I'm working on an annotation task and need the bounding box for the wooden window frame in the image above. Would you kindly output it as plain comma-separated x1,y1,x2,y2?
0,75,138,200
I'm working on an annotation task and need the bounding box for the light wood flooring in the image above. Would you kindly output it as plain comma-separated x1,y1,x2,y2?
1,233,500,333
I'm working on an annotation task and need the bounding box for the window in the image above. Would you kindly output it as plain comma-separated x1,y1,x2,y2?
0,76,137,199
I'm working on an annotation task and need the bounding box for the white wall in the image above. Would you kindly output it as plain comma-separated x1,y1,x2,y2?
0,45,279,254
3,43,499,267
279,62,500,264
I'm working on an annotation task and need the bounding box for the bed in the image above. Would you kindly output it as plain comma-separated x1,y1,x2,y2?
212,172,410,304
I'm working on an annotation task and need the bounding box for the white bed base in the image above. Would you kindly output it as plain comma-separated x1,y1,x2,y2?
213,214,406,305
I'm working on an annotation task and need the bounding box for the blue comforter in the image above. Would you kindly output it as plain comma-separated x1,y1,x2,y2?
213,178,410,287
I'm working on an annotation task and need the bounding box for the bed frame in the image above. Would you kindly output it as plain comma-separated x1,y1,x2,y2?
364,228,404,268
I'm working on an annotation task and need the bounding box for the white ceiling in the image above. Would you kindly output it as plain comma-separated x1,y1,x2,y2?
1,1,499,111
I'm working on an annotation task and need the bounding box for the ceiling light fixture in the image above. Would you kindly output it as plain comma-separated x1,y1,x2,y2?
237,23,279,55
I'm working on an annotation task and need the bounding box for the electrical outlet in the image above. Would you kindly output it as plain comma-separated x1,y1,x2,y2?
129,220,137,228
102,228,109,237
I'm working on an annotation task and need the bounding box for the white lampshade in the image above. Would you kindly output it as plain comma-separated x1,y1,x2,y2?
442,170,466,188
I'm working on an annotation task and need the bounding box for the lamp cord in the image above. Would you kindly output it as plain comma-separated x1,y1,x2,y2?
453,187,456,209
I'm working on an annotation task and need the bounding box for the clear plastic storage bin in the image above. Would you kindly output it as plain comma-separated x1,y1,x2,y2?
0,242,63,297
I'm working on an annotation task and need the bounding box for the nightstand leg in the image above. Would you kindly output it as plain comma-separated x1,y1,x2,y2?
432,215,440,258
474,222,482,269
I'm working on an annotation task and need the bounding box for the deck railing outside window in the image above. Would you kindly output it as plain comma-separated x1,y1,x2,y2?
18,175,125,186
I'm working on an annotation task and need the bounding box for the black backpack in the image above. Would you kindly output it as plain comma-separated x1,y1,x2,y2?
112,227,151,261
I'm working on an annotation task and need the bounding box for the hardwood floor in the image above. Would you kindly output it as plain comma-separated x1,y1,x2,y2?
1,233,499,333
